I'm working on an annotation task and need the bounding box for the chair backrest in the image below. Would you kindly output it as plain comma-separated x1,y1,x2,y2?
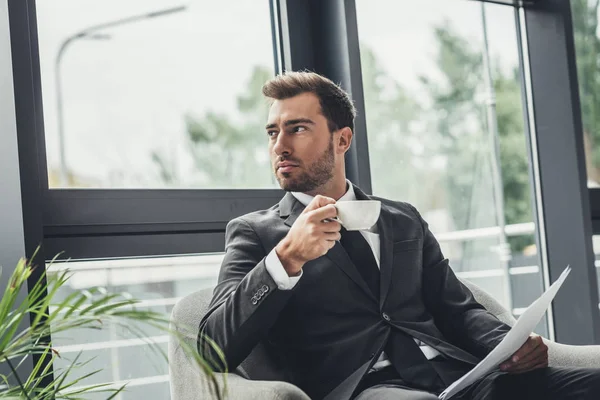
168,288,286,382
168,288,213,400
459,278,517,327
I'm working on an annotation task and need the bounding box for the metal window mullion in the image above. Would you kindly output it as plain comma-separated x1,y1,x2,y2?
279,0,372,193
3,0,47,386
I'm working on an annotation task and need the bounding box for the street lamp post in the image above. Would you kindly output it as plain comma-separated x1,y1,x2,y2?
54,5,187,187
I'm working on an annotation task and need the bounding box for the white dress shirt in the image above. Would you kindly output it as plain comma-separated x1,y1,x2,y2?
265,181,440,371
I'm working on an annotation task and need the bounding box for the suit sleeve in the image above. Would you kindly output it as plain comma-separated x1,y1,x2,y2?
197,217,298,371
410,205,512,359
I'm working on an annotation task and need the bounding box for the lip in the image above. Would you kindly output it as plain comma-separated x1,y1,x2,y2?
278,165,298,173
277,162,299,171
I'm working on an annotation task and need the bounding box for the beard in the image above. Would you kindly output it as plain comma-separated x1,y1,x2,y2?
275,139,335,193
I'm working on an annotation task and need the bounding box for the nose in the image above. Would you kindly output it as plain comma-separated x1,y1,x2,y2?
272,131,291,157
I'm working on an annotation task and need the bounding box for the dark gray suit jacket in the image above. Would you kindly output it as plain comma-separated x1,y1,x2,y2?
198,185,511,399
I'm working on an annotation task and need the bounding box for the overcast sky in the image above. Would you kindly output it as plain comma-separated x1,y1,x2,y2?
36,0,520,187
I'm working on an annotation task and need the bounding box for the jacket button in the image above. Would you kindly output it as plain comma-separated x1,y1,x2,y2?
263,285,269,292
382,312,390,321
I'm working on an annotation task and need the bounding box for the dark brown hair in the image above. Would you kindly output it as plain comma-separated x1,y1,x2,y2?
262,71,357,132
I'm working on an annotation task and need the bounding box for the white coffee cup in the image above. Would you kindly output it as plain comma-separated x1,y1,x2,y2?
334,200,381,231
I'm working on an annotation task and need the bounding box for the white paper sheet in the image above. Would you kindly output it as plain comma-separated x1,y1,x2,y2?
438,266,572,400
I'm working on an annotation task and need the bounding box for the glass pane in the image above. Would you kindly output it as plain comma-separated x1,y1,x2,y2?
48,254,222,399
356,0,548,336
37,0,278,189
572,0,600,187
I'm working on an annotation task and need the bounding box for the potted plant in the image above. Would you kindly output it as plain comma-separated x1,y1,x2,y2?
0,253,225,399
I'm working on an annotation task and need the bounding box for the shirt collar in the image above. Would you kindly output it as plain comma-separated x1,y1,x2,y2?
291,179,356,206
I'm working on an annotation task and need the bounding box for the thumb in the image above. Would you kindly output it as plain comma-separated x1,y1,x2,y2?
302,195,336,214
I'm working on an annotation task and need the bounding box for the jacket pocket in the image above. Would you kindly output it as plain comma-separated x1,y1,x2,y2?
393,238,422,253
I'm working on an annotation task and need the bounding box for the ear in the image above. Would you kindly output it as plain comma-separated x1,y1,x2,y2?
336,127,353,154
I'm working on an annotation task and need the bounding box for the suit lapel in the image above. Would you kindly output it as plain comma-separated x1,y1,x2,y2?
279,190,377,302
279,192,304,227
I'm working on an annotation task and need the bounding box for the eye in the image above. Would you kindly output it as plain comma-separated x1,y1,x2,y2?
266,130,278,137
292,126,307,133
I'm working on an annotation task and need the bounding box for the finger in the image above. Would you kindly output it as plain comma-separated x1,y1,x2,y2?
509,361,548,374
509,339,544,367
302,195,336,214
323,231,342,242
504,354,544,373
506,356,548,374
501,341,538,370
321,220,342,233
308,204,338,221
510,336,542,364
325,239,337,251
502,351,547,373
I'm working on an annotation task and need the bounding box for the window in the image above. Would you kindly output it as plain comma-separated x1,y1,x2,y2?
48,254,222,399
572,0,600,187
37,0,278,189
356,0,548,335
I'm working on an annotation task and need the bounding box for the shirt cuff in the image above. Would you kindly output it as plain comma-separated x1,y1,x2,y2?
265,248,303,290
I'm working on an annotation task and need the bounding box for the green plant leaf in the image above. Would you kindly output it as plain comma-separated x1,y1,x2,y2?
0,248,224,399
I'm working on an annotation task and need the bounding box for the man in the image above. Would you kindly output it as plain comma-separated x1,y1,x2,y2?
199,71,600,399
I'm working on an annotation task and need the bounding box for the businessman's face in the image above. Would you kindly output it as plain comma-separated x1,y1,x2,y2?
266,92,336,193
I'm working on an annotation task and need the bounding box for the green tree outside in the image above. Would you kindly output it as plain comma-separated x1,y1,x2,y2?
421,22,532,251
152,66,276,188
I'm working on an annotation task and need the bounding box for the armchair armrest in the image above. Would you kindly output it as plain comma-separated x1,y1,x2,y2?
216,373,310,400
169,335,309,400
170,364,309,400
547,341,600,368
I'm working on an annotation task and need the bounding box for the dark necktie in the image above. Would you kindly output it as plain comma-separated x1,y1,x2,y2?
339,227,445,393
339,228,380,298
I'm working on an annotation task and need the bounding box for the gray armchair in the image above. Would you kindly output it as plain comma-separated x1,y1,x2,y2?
169,280,600,400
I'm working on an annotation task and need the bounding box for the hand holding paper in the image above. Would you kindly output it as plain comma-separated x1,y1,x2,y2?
438,266,572,400
499,334,548,373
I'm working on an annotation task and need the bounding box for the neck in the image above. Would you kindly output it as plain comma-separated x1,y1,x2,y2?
304,177,348,200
